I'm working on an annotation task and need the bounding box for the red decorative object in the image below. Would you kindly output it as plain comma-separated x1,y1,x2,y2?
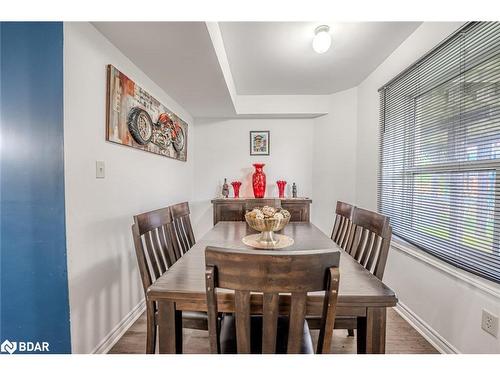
231,181,242,198
277,180,287,198
252,163,266,198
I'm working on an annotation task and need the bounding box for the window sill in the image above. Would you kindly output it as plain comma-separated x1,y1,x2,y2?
391,236,500,299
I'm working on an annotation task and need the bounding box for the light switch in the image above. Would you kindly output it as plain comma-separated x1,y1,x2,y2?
96,161,105,179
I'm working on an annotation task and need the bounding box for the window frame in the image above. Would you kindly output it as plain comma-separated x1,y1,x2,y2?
405,77,500,259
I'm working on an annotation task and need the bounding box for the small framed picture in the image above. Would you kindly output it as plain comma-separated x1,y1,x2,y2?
250,131,270,156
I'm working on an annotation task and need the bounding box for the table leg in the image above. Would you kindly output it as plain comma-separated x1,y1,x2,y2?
175,309,183,354
158,300,183,354
357,307,386,354
356,316,367,354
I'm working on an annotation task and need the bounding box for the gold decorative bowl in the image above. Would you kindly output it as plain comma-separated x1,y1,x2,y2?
245,207,290,246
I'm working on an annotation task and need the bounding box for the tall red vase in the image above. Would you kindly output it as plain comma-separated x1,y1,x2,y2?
252,163,266,198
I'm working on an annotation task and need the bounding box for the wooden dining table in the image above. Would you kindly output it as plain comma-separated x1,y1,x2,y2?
147,221,398,354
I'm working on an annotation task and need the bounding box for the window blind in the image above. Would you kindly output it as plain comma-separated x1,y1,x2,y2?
378,22,500,282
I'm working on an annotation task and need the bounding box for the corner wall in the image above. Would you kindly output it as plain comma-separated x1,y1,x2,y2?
312,88,358,235
63,22,195,353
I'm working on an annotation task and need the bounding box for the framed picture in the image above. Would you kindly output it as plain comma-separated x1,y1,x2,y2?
106,65,188,161
250,131,270,156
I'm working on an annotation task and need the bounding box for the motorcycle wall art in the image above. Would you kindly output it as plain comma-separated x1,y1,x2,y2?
106,65,188,161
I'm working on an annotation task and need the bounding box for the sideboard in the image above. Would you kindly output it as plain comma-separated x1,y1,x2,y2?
211,197,312,225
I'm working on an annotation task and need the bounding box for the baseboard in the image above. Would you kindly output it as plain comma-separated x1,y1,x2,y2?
91,299,146,354
393,302,460,354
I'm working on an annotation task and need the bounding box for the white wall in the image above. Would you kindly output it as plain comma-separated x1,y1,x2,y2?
355,22,500,353
191,118,314,238
63,22,195,353
312,88,358,235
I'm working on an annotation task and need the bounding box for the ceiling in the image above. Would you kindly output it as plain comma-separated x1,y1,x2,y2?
93,22,423,118
219,22,421,95
93,22,236,118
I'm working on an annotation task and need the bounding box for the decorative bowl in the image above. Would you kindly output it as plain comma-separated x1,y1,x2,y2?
244,206,291,246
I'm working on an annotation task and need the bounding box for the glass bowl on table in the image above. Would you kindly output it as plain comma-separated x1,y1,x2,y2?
244,206,292,248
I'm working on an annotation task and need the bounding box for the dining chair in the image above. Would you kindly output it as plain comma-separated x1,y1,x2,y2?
311,203,391,340
331,201,355,250
330,203,354,340
314,207,392,343
345,207,392,280
205,247,340,354
132,206,207,354
169,201,196,256
244,198,282,212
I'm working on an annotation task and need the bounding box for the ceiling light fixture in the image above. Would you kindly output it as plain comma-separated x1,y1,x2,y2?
312,25,331,54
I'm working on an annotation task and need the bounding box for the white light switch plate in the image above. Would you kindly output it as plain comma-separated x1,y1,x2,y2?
96,161,105,179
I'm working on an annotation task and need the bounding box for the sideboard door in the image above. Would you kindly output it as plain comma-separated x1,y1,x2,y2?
213,202,246,225
281,202,310,222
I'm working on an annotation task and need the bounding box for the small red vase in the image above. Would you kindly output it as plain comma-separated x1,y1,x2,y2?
277,180,287,198
252,163,266,198
231,181,242,198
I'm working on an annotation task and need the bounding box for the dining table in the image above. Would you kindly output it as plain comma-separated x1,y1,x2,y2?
147,221,398,354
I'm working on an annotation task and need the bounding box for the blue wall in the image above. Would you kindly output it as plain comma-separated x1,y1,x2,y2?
0,22,71,353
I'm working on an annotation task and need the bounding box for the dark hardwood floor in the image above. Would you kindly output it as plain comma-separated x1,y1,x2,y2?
109,307,438,354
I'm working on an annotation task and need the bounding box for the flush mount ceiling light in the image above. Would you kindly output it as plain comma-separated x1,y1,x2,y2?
312,25,331,54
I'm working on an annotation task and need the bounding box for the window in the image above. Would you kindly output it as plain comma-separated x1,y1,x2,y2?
378,22,500,282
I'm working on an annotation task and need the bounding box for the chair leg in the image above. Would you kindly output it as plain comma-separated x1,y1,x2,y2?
146,303,156,354
347,329,355,337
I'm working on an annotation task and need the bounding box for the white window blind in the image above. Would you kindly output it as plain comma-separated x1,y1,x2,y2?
378,22,500,282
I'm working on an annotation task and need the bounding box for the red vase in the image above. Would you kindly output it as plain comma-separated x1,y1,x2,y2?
277,180,287,198
231,181,242,198
252,163,266,198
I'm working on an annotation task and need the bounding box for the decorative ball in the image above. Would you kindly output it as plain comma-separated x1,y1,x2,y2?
273,212,284,220
262,206,276,218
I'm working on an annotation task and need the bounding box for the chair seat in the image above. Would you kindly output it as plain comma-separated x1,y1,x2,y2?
182,310,208,320
154,309,208,330
306,315,357,330
220,316,314,354
182,311,209,330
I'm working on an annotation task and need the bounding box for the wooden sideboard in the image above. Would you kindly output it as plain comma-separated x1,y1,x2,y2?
211,198,312,225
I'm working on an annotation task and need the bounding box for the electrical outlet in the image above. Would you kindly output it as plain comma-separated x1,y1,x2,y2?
481,310,498,337
96,161,105,179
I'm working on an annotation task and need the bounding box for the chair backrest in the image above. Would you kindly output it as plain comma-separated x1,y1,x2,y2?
170,202,196,256
244,199,282,212
331,201,354,249
205,247,340,354
132,207,180,296
345,207,392,280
